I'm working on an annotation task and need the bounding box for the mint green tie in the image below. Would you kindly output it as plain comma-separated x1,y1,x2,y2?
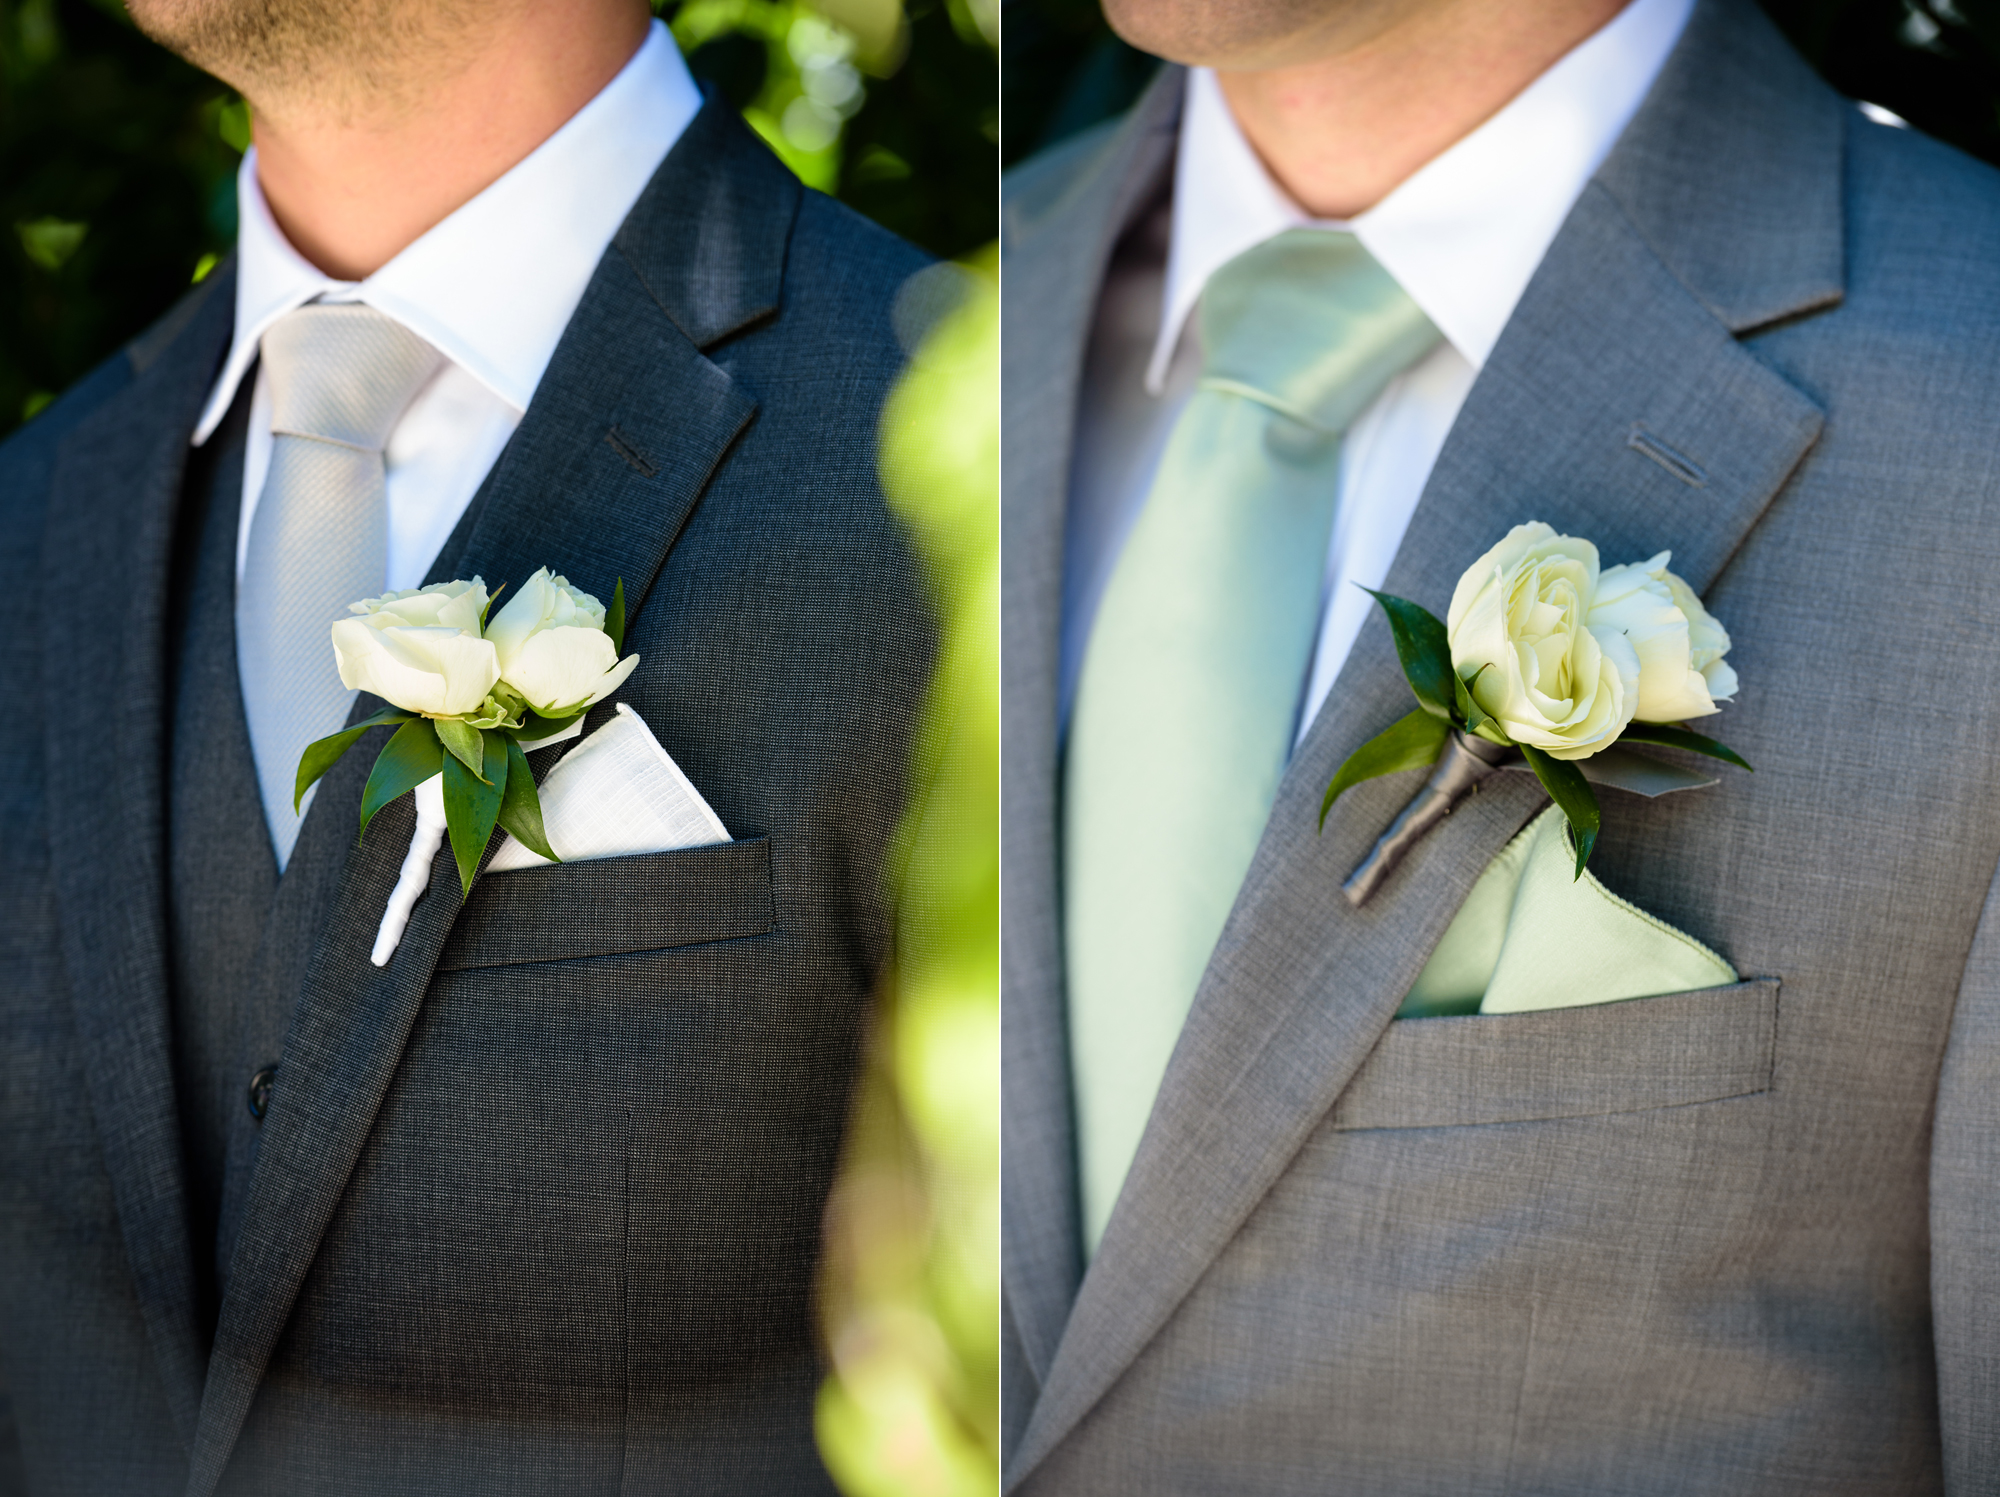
1065,231,1439,1251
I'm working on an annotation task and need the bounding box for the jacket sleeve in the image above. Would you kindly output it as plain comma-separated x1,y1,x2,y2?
1931,852,2000,1489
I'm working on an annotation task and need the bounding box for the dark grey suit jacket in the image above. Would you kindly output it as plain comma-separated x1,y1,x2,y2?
0,100,933,1494
1003,1,2000,1491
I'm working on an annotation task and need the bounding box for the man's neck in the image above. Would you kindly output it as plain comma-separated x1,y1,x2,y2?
1214,0,1629,220
248,2,651,281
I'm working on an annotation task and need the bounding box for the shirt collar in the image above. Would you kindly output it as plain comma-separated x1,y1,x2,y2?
1147,0,1694,393
193,18,702,445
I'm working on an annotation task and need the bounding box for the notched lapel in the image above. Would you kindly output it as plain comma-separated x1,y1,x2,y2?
1007,4,1841,1481
437,250,758,618
41,269,235,1448
186,121,780,1495
613,94,801,352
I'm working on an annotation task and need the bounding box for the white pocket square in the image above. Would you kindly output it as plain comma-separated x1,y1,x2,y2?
487,702,729,871
368,704,729,966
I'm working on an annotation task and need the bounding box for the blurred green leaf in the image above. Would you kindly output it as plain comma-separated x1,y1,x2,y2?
15,217,87,271
1,0,247,437
17,0,61,70
217,97,251,153
817,248,996,1497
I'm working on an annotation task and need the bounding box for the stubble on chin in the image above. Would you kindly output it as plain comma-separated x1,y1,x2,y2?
126,0,479,119
1100,0,1407,72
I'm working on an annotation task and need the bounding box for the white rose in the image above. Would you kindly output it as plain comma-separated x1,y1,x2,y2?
1446,522,1640,761
331,577,500,717
1663,567,1738,706
1587,551,1736,723
347,577,489,633
485,567,638,716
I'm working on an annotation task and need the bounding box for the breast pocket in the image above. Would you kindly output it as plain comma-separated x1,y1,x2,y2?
1333,977,1780,1131
436,835,775,972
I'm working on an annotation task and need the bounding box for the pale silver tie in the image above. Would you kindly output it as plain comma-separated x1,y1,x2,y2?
237,303,444,869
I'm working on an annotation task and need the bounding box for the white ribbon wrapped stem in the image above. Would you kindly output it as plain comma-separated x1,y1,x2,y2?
368,715,585,967
370,773,447,966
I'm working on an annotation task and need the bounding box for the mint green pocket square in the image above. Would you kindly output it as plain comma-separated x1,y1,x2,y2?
1400,806,1734,1019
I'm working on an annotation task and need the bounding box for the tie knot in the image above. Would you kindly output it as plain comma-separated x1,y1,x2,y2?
261,303,446,452
1198,229,1440,433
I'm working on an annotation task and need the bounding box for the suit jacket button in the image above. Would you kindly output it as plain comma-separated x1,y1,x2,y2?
247,1066,278,1122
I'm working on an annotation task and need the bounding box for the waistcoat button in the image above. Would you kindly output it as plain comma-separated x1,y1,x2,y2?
247,1065,278,1122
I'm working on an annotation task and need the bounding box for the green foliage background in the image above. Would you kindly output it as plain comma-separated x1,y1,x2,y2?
0,0,997,436
1002,0,2000,169
816,252,998,1497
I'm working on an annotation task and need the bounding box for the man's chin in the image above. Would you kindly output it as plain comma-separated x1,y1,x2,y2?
1102,0,1405,73
127,0,357,94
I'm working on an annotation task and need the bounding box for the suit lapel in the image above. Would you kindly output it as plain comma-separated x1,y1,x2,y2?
184,102,795,1496
40,268,237,1447
1005,0,1844,1481
999,65,1179,1412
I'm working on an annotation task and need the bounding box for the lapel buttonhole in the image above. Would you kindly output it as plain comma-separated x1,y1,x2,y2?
1627,424,1708,488
605,426,659,477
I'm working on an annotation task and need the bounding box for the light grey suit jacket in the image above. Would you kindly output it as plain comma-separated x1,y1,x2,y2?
1001,1,2000,1490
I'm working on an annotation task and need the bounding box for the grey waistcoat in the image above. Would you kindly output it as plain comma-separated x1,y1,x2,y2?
163,389,500,1321
164,387,273,1324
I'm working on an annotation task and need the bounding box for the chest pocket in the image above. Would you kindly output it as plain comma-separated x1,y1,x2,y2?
436,835,774,971
1336,977,1778,1130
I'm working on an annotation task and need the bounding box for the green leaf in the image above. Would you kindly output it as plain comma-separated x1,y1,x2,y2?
358,719,443,843
1318,708,1451,830
606,577,626,654
1361,588,1455,721
1520,744,1602,879
480,581,506,628
293,707,414,811
1452,662,1493,735
496,736,559,864
442,731,509,898
1619,721,1753,772
514,708,584,742
435,716,485,780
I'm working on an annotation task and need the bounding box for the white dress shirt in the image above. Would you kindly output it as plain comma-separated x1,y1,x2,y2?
1060,0,1694,742
193,19,703,595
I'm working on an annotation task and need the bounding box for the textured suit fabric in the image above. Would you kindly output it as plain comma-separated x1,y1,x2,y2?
0,99,934,1495
1001,1,2000,1491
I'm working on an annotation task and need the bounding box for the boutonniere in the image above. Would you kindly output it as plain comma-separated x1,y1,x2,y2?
292,567,639,961
1323,522,1749,903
